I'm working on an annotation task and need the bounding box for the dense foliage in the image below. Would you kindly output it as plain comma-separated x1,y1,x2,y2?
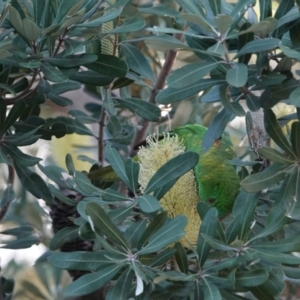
1,0,300,299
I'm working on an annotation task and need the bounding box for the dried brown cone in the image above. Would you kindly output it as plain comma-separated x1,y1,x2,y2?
49,189,93,281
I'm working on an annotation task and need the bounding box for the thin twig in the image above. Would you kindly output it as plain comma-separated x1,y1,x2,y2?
52,28,69,57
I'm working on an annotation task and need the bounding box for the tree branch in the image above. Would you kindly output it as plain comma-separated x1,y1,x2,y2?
130,44,179,155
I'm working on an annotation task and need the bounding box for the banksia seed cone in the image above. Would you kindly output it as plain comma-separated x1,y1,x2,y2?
50,190,93,280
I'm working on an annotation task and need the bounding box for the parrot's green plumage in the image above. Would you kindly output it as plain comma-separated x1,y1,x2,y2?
172,124,240,217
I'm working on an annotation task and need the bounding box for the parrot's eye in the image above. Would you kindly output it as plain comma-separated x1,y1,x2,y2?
207,198,215,205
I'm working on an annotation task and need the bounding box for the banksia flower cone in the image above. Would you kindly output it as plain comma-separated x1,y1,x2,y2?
138,134,201,247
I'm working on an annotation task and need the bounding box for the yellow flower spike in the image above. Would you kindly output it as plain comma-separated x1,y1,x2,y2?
138,134,201,247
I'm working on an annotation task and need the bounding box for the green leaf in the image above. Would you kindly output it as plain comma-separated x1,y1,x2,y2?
280,169,300,220
14,163,53,204
138,215,187,255
197,207,218,267
252,249,300,265
4,127,41,147
108,18,146,34
215,14,232,35
137,195,161,213
156,79,225,104
64,39,84,56
259,0,272,21
174,242,188,274
0,146,12,165
62,264,123,297
274,0,294,20
179,13,216,34
226,63,248,88
115,98,161,122
232,191,259,239
202,278,222,300
0,185,16,208
219,84,245,116
208,0,221,16
48,251,117,271
49,226,79,250
201,234,237,252
47,93,73,107
202,108,232,152
235,269,268,287
248,287,275,300
44,54,97,68
85,202,129,250
1,235,39,249
104,145,129,187
106,268,134,300
250,212,288,242
258,147,296,164
107,205,134,225
48,184,78,206
289,86,300,107
22,18,42,41
0,99,26,135
85,54,128,77
246,93,261,112
102,189,129,202
260,271,285,297
280,44,300,61
124,219,147,248
138,212,167,249
65,154,75,176
236,38,280,57
253,236,300,253
264,109,295,157
238,22,254,64
139,5,179,17
0,225,33,236
120,44,155,82
70,71,114,86
167,62,220,89
176,0,205,16
69,109,98,124
40,62,68,82
0,98,6,130
151,248,176,267
0,83,16,96
194,281,203,300
4,144,41,166
144,35,190,52
144,151,198,194
52,81,81,95
8,6,25,37
77,7,124,27
240,162,288,192
107,115,122,136
74,171,101,195
291,121,300,158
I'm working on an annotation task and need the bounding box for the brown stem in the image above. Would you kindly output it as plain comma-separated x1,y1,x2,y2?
52,27,69,57
0,165,15,222
130,45,179,156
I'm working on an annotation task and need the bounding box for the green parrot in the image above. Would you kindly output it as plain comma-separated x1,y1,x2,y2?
170,124,240,217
